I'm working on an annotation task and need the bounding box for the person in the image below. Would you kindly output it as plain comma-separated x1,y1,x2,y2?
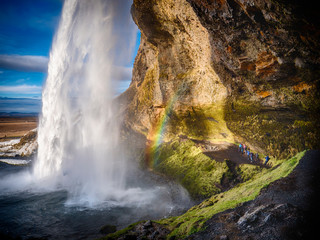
247,150,250,161
264,155,270,165
239,143,242,152
243,144,246,152
256,152,259,161
250,152,254,162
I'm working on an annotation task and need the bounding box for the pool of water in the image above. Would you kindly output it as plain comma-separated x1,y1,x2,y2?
0,161,191,240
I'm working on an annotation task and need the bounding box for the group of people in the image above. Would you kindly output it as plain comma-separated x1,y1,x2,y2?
238,143,270,165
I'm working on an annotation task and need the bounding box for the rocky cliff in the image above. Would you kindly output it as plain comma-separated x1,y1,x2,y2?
120,0,320,159
105,1,320,239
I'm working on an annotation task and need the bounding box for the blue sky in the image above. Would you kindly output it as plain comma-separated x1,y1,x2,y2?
0,0,140,113
0,0,62,99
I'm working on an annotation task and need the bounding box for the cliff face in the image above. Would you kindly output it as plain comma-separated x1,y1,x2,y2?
122,0,229,142
109,2,320,238
121,0,320,158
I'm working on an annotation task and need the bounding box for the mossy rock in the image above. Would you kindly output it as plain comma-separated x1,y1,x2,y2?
152,139,232,198
152,139,267,199
98,221,144,240
99,225,117,235
157,103,234,143
102,151,306,239
157,151,305,239
225,99,319,159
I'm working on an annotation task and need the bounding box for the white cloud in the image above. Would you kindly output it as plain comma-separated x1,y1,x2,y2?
0,84,42,94
0,54,48,73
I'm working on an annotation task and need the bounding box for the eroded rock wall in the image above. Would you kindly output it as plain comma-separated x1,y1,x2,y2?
120,0,320,157
121,0,229,142
187,0,320,106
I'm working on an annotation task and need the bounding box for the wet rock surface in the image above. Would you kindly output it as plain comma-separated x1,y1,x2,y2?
0,129,37,158
187,150,320,240
100,225,117,235
114,220,170,240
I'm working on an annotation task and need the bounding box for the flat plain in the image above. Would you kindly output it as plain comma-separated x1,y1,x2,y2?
0,117,38,140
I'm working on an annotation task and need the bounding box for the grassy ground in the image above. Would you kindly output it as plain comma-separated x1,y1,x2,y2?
100,146,305,239
154,139,231,198
153,138,275,199
156,150,305,239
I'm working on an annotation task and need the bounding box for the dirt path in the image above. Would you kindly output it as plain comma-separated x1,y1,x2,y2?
191,139,267,167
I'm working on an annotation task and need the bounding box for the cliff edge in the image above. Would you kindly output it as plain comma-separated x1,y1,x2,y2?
120,0,320,158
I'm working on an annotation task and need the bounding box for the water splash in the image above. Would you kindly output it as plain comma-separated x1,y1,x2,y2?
0,5,192,237
33,0,137,206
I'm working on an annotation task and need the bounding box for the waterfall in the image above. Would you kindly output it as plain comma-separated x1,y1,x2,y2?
33,0,136,206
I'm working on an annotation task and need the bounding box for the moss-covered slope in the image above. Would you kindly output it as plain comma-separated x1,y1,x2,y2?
101,151,306,239
158,151,305,239
153,139,232,198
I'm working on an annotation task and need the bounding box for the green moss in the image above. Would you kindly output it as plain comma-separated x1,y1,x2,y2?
154,139,230,198
293,120,312,129
236,164,265,182
98,221,145,240
225,99,319,159
157,151,305,239
153,139,272,199
274,85,320,112
163,104,234,142
102,143,306,239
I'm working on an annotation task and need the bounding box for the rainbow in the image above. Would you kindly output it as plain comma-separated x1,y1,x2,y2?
145,87,183,169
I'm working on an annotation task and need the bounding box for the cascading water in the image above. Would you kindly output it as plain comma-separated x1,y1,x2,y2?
0,1,192,238
34,0,136,205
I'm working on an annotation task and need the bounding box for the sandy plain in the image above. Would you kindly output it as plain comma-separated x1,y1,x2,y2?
0,117,38,140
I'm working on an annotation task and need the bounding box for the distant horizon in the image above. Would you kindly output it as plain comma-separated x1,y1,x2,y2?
0,79,135,114
0,97,41,114
0,0,140,113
